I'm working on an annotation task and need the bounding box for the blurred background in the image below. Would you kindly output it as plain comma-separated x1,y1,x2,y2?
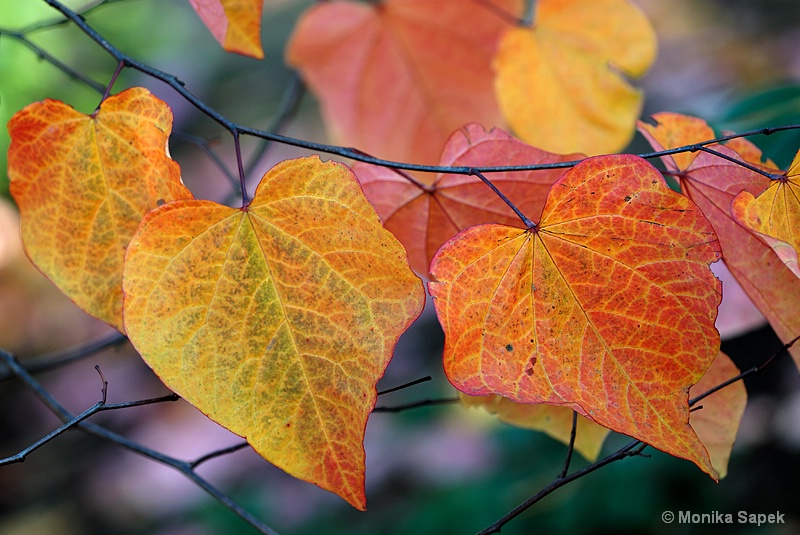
1,0,800,533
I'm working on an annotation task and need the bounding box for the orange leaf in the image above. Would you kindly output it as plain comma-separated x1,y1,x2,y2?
7,88,191,331
638,113,800,369
689,351,746,479
461,393,610,461
355,123,582,274
188,0,264,58
429,154,721,477
494,0,656,155
286,0,522,165
122,156,424,509
732,150,800,279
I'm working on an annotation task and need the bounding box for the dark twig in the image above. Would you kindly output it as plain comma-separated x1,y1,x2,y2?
171,132,240,192
0,392,179,467
559,411,579,479
470,169,535,228
190,441,250,469
0,30,106,92
689,334,800,406
377,376,432,396
0,331,128,381
0,349,279,535
244,72,307,178
39,0,800,180
476,440,648,535
694,145,784,180
481,334,800,533
372,397,459,413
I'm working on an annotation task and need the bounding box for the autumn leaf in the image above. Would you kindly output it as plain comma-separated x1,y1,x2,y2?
461,393,610,461
689,352,746,479
7,88,191,332
429,154,721,477
638,113,800,369
122,156,424,509
286,0,522,165
355,123,582,274
188,0,264,58
732,150,800,279
494,0,656,155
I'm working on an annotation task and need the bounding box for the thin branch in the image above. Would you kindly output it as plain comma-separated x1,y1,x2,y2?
0,30,106,92
372,397,459,413
244,72,307,178
190,442,250,469
559,410,578,479
0,331,128,381
476,440,648,535
695,145,784,180
0,349,279,535
171,132,240,191
39,0,800,180
470,169,535,228
689,334,800,406
0,392,178,467
377,376,432,396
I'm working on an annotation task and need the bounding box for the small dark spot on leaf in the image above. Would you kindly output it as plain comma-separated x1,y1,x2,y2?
156,199,165,206
624,195,631,202
505,343,513,352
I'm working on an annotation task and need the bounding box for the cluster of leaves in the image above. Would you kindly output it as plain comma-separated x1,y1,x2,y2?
4,0,800,529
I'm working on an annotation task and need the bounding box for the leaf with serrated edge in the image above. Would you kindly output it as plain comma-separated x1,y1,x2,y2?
8,88,191,331
189,0,264,58
638,112,800,370
286,0,522,165
430,154,721,478
461,393,610,461
355,124,582,275
122,156,424,509
732,150,800,279
494,0,656,155
689,352,746,479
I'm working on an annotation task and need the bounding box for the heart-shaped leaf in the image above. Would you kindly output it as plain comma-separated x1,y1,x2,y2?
123,156,425,509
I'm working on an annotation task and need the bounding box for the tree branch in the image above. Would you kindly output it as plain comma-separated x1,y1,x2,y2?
0,349,279,535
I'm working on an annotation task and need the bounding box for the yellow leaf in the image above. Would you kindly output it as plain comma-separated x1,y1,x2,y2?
7,88,191,331
494,0,656,155
461,393,610,461
122,156,424,509
732,150,800,279
188,0,264,58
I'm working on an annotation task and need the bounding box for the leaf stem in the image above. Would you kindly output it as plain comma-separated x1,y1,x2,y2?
694,146,784,180
233,131,250,207
559,410,578,479
377,375,432,396
470,169,536,229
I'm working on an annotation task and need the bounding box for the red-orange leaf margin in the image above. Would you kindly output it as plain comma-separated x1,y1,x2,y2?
429,154,722,477
122,156,424,509
7,88,191,331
